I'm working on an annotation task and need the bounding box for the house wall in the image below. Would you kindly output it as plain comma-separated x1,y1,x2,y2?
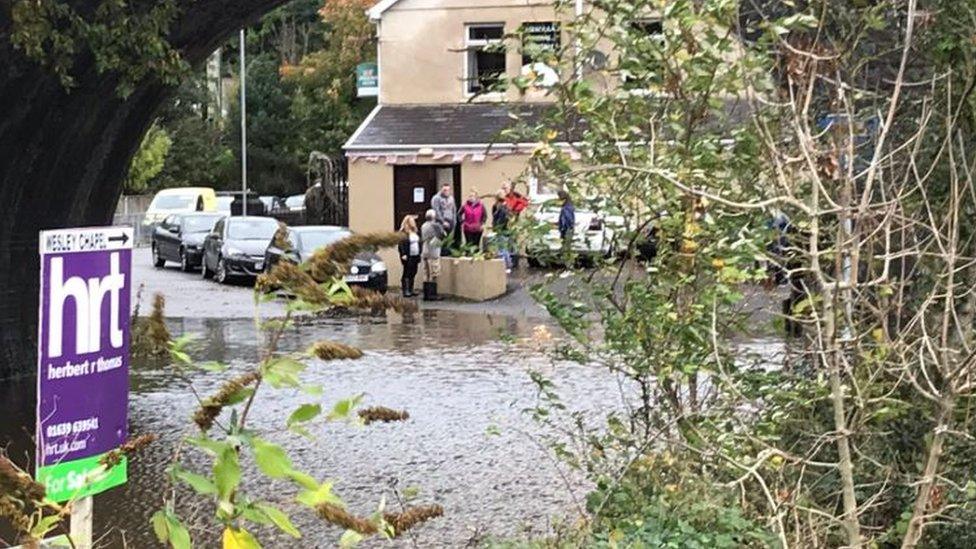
377,0,573,104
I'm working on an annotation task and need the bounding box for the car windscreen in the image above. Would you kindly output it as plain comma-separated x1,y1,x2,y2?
151,194,197,211
182,216,221,233
226,218,279,240
296,230,351,253
285,195,304,209
216,196,234,212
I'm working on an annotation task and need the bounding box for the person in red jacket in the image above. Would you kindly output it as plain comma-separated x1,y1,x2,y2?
501,181,529,217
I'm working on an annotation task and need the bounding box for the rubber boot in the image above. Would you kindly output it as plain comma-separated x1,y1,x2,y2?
423,281,437,301
407,277,416,297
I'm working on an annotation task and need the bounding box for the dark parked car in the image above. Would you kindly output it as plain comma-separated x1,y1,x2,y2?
201,216,280,284
151,212,225,271
264,226,388,294
216,191,266,216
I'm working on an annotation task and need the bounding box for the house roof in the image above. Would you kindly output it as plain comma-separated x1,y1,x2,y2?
343,103,565,151
367,0,402,21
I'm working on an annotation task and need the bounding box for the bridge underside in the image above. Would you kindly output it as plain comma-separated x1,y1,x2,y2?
0,0,286,378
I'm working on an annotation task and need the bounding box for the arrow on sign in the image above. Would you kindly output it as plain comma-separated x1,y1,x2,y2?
108,233,129,245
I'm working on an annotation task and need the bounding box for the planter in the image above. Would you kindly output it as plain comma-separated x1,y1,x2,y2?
438,257,507,301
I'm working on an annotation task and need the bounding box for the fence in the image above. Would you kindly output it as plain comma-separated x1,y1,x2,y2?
112,212,155,248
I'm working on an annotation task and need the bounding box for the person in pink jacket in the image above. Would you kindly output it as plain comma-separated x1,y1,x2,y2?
459,189,487,250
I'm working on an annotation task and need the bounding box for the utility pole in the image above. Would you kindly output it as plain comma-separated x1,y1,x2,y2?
239,28,248,216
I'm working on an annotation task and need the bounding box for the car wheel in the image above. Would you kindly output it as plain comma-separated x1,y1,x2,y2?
151,244,165,268
201,256,214,279
215,257,228,284
179,248,191,272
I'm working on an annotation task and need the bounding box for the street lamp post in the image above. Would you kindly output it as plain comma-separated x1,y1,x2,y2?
239,28,248,216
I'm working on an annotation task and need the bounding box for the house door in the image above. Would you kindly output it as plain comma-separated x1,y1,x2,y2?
393,165,461,230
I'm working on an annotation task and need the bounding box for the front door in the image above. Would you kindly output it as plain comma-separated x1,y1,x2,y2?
393,165,461,231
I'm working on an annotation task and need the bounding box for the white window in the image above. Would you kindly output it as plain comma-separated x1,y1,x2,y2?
520,21,561,87
465,23,506,95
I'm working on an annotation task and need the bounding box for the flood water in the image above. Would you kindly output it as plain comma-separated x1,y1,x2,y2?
1,310,626,547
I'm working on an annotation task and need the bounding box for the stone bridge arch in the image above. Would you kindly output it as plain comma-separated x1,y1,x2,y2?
0,0,290,377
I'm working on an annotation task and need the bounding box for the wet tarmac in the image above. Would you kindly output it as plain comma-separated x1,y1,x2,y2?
1,310,623,547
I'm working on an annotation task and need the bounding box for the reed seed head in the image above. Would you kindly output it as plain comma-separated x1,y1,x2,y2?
193,372,261,432
316,503,378,535
358,406,410,425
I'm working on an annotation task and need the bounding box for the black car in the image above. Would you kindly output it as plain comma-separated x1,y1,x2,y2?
264,226,389,294
151,212,225,271
201,216,280,284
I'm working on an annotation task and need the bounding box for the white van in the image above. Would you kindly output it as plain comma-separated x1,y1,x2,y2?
143,187,218,226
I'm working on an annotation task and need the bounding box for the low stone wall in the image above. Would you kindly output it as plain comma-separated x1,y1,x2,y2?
439,257,507,301
380,249,507,301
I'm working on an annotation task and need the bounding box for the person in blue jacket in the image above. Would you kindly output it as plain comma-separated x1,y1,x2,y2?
557,190,576,248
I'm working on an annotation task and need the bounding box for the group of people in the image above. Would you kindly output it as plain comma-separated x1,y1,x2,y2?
397,182,530,300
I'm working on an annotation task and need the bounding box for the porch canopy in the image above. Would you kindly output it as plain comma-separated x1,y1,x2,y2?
343,103,578,163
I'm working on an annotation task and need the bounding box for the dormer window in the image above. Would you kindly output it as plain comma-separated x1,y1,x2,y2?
465,23,506,95
519,22,561,88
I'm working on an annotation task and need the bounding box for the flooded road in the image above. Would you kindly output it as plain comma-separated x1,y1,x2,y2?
2,309,624,547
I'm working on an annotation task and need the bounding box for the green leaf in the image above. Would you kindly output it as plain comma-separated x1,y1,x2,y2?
255,502,302,538
165,511,192,549
223,387,255,406
30,514,62,538
254,439,292,479
286,469,319,491
151,510,169,544
327,394,363,421
241,505,274,527
186,436,232,456
214,447,241,501
172,466,217,496
296,481,343,508
289,424,314,439
263,357,307,389
339,529,364,548
287,404,322,427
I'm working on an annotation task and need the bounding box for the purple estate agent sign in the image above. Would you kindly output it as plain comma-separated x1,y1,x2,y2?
36,227,132,502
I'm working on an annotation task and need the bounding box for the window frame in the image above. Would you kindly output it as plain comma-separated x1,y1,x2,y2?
463,22,507,97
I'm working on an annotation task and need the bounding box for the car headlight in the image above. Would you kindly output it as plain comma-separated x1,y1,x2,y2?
225,246,245,257
370,261,387,273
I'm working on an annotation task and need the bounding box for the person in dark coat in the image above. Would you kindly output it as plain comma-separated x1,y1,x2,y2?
557,190,576,248
398,215,422,297
491,192,513,272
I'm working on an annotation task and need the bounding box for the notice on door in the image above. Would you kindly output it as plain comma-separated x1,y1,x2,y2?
413,187,426,203
36,227,132,502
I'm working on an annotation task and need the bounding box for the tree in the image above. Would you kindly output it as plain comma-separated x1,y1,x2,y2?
0,0,289,377
124,123,172,193
518,0,976,546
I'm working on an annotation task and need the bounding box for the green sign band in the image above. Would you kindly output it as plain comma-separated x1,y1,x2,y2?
36,453,127,503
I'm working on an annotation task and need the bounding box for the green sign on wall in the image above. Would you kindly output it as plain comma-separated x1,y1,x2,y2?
356,62,379,97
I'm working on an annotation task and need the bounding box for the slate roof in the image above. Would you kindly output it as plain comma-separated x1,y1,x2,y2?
343,103,561,150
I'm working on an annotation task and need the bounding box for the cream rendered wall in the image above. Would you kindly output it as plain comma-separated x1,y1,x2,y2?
378,0,573,104
348,153,533,287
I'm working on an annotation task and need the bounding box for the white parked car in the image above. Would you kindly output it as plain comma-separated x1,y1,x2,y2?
525,195,622,265
284,194,306,213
